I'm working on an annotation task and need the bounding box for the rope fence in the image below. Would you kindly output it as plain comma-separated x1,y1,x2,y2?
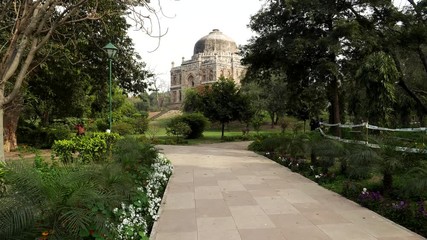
321,122,427,132
318,122,427,154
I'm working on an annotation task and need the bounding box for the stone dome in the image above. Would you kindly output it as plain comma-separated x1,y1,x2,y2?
193,29,238,55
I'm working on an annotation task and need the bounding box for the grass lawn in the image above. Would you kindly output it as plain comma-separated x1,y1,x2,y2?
147,113,293,144
148,124,284,145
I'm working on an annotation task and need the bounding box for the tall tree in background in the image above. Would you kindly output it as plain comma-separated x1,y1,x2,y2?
242,0,427,129
0,0,160,162
185,77,252,138
242,73,289,127
242,0,349,136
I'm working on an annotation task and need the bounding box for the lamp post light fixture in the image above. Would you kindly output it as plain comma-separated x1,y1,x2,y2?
103,42,118,132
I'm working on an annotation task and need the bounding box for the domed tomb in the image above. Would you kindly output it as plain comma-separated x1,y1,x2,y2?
170,29,246,106
193,29,238,55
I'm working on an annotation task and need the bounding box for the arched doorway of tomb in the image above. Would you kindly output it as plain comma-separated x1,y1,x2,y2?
188,75,195,87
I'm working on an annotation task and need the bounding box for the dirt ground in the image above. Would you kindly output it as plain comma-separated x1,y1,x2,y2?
5,149,52,161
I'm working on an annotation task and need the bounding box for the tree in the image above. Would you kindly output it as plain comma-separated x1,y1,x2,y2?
339,0,427,125
242,0,347,136
353,52,399,126
22,0,152,124
242,0,427,131
182,88,203,113
199,77,251,138
242,75,288,128
0,0,160,162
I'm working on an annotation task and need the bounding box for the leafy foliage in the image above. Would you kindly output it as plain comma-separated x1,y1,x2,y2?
17,122,71,149
354,52,400,126
165,121,191,143
186,77,253,138
241,0,427,131
0,161,135,239
170,113,210,139
113,136,158,177
52,133,121,164
1,137,172,239
182,88,204,113
20,0,153,125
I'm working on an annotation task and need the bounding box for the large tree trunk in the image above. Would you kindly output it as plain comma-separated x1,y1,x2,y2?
0,88,4,163
0,109,3,163
3,119,19,153
3,96,23,152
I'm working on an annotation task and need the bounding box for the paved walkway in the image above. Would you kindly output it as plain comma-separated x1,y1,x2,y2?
151,142,425,240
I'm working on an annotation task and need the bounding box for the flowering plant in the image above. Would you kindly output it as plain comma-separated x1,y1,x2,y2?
358,188,383,208
111,153,173,239
418,201,427,217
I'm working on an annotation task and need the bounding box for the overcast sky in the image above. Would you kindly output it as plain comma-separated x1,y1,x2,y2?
127,0,264,91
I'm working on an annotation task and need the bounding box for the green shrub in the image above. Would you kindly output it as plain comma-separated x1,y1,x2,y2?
0,161,135,239
52,132,121,164
166,121,191,142
133,114,149,134
17,124,71,149
112,115,149,136
113,121,135,135
248,135,290,153
0,164,6,197
113,136,158,176
168,113,209,139
292,122,304,133
251,113,265,133
95,118,109,132
51,139,75,163
75,135,108,163
279,117,291,133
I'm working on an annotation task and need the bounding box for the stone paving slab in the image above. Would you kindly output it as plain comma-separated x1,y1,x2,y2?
151,142,426,240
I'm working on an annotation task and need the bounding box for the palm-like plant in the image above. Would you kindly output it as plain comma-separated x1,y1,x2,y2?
277,133,312,159
345,144,379,180
372,138,406,194
0,161,135,239
310,136,347,174
403,165,427,199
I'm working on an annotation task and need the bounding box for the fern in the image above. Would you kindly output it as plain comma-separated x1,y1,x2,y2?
404,167,427,198
0,161,135,238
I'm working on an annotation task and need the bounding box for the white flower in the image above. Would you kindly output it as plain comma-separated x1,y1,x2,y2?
110,153,173,239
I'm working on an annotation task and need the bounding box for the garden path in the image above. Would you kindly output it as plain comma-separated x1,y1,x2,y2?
151,142,425,240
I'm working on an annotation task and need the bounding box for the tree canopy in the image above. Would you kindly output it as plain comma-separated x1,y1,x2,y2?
183,77,252,138
0,0,162,162
241,0,427,131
